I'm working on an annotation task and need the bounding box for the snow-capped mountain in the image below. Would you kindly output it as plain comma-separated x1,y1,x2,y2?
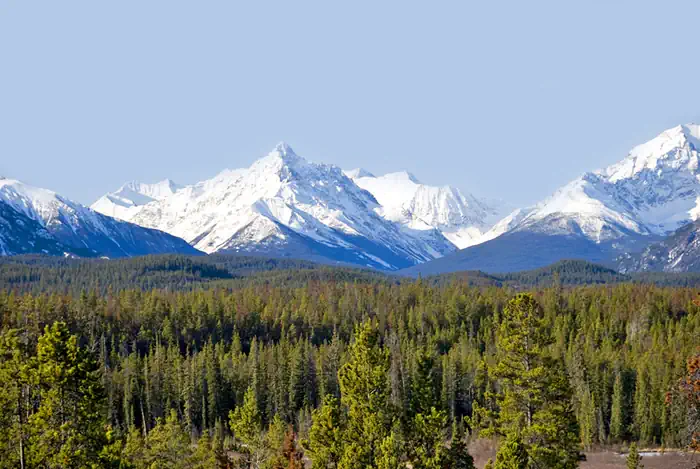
94,143,457,270
404,123,700,275
618,218,700,273
0,177,199,258
346,170,507,249
0,196,66,256
92,179,182,221
497,124,700,241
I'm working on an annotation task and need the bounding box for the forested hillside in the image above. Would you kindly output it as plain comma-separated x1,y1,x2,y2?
4,255,700,299
0,271,698,467
0,254,392,294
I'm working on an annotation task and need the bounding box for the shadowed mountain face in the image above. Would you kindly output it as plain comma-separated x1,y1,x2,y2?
0,200,67,256
618,219,700,273
0,178,199,258
400,231,620,275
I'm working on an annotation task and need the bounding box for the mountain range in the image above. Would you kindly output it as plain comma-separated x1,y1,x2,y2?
4,123,700,274
403,124,700,275
90,143,504,270
0,177,199,258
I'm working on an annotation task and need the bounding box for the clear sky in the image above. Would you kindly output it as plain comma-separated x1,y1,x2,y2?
2,1,700,207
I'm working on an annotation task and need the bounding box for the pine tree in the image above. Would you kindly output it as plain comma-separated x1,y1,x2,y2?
406,346,475,469
337,320,397,469
447,421,476,469
0,330,28,469
610,368,625,442
626,443,643,469
634,365,653,444
123,409,194,469
229,386,265,468
306,396,343,468
27,322,107,468
488,294,581,469
190,430,221,469
494,434,528,469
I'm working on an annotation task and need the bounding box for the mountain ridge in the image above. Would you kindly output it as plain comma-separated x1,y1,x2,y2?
407,123,700,274
0,177,199,258
92,143,503,270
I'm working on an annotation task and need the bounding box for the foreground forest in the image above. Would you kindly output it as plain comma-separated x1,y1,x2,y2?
0,256,698,468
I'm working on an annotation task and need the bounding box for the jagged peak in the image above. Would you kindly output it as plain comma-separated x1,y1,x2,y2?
271,141,298,158
598,123,700,183
680,123,700,144
344,168,375,179
250,142,316,177
381,171,421,184
116,179,181,197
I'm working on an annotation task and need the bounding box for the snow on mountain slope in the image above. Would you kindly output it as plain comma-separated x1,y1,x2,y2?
0,197,68,256
484,123,700,243
405,123,700,275
91,179,182,221
348,170,507,248
114,143,456,270
618,219,700,273
0,177,199,258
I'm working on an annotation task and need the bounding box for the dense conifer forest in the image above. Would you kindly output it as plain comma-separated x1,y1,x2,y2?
0,255,698,468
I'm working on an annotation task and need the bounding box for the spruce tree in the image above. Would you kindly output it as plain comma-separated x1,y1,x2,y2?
406,346,475,469
229,386,265,468
306,396,343,468
494,434,528,469
610,368,625,442
337,320,398,469
27,322,107,468
488,294,581,469
626,443,643,469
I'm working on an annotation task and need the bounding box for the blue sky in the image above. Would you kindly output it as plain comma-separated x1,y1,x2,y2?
1,1,699,206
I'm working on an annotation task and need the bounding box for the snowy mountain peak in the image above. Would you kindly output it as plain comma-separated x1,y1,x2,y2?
92,145,477,269
91,178,183,221
347,168,507,248
344,168,375,179
0,177,197,258
251,142,311,176
599,123,700,183
680,122,700,140
268,141,302,163
480,122,700,251
383,171,421,184
117,179,182,199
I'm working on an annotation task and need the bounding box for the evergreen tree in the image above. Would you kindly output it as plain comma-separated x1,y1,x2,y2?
27,322,107,468
306,396,343,468
494,434,528,469
139,410,192,469
0,330,29,469
191,431,222,469
610,368,626,442
337,320,397,469
406,347,475,469
487,294,581,469
229,386,266,468
626,443,643,469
